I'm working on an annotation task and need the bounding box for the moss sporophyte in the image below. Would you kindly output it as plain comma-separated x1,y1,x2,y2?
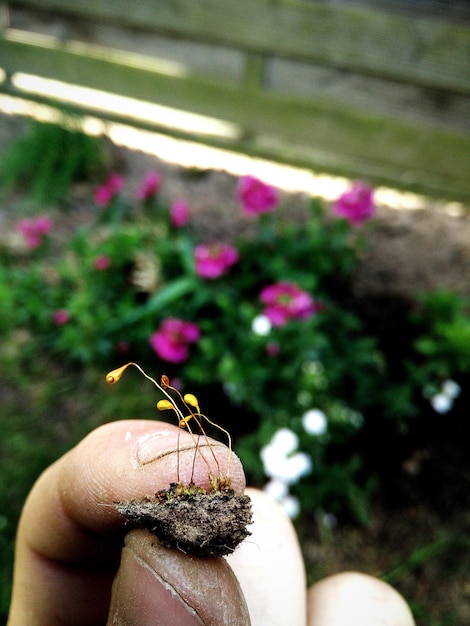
106,362,252,557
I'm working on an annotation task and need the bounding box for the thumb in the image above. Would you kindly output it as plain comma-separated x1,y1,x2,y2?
107,529,251,626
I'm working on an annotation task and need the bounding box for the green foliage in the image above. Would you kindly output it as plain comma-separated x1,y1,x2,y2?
412,290,470,375
383,532,470,626
0,367,74,617
2,169,470,617
0,116,106,206
1,167,469,621
1,172,443,523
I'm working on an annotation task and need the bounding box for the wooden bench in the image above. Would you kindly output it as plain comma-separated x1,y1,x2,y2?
1,0,469,200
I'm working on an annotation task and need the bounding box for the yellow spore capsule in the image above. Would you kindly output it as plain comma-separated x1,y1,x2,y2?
156,399,175,411
105,362,233,486
106,363,133,384
184,393,200,411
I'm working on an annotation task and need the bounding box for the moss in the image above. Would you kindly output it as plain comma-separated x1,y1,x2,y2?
117,483,252,557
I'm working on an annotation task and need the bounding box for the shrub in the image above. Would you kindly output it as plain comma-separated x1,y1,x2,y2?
1,172,468,527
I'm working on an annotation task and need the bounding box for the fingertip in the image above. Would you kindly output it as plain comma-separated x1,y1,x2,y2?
10,419,249,624
61,419,246,529
307,572,415,626
20,419,246,564
227,488,306,626
108,529,250,626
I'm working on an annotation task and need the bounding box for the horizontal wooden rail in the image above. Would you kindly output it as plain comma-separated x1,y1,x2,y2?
7,0,470,94
1,0,470,200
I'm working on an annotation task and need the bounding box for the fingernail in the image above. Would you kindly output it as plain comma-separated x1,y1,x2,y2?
108,542,202,625
108,529,250,626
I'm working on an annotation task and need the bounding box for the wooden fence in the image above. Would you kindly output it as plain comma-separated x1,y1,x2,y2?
1,0,470,201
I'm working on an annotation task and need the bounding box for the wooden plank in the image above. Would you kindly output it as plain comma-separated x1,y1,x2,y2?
8,0,470,94
1,31,469,200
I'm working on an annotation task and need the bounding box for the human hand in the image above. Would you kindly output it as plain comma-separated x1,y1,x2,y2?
7,420,414,625
7,420,305,625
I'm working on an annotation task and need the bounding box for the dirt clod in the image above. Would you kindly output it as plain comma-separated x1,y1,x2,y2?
117,483,253,557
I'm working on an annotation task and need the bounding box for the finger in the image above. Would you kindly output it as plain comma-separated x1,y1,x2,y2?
107,529,250,626
227,489,307,626
307,572,415,626
8,420,245,626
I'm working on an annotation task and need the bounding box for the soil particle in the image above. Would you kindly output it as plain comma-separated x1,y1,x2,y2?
117,483,252,557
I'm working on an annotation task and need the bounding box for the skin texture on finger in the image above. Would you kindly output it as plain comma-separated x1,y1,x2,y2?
7,420,245,626
227,489,307,626
108,529,250,626
307,572,416,626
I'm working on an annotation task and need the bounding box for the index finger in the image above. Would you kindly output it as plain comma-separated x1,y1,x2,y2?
8,419,245,625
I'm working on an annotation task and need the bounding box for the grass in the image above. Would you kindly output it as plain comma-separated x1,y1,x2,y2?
0,115,107,206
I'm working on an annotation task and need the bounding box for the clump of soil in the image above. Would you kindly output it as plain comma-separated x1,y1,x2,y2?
116,482,252,557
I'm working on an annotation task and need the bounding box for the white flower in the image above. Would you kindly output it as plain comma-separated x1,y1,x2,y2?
302,409,328,436
263,480,301,518
280,494,301,519
276,452,312,484
261,446,312,483
431,393,452,414
271,428,298,455
263,478,289,500
260,443,284,478
260,428,312,484
442,379,461,400
251,314,272,336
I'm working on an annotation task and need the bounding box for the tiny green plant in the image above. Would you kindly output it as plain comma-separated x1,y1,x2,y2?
106,361,233,490
106,362,252,557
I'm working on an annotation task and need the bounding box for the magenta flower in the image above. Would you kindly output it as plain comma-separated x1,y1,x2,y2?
237,175,279,215
93,254,111,271
260,282,319,327
94,173,124,207
52,309,70,326
34,216,53,234
170,199,190,227
194,243,239,279
17,216,53,249
150,318,200,363
333,181,375,225
136,171,161,201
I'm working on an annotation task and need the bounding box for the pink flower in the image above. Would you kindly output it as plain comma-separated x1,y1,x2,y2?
260,282,319,327
237,175,279,215
333,181,375,225
136,171,161,201
194,243,239,279
17,216,53,248
93,254,111,271
34,216,53,234
170,199,190,227
150,318,200,363
52,309,70,326
94,173,124,207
